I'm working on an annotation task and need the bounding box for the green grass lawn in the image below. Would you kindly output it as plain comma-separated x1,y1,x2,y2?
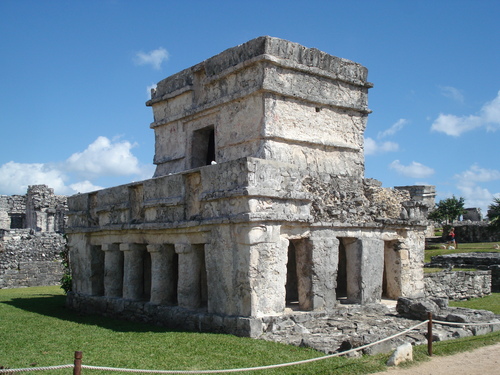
450,292,500,314
0,286,499,375
425,242,499,263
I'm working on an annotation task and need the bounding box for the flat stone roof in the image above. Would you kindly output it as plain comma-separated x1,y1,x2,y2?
148,36,371,106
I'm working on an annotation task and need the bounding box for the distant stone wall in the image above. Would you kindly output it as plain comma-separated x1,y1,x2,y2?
449,222,500,243
424,270,491,300
492,265,500,292
0,229,65,288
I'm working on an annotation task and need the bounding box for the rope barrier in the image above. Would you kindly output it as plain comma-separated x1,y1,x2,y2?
1,318,498,374
433,319,500,327
0,364,73,373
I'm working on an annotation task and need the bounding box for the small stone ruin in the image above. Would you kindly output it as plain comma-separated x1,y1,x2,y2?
0,184,66,233
66,37,436,338
0,185,67,288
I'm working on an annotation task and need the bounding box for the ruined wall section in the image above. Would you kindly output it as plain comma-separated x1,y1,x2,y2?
0,185,67,233
424,270,491,300
301,175,430,225
26,185,67,233
0,230,65,288
0,185,68,288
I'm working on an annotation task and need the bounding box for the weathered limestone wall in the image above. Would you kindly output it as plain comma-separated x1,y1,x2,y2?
424,270,491,300
25,185,67,233
67,156,427,319
0,229,65,288
450,222,500,243
148,36,370,178
0,195,26,230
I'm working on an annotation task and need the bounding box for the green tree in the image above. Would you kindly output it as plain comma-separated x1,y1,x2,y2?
428,195,466,225
487,197,500,232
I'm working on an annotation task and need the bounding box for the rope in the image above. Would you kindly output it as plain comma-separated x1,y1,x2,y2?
433,319,500,327
0,364,73,373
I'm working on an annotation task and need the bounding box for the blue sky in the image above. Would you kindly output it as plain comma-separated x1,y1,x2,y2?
1,0,499,216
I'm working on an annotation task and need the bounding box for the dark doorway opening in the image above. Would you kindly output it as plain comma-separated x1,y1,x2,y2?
191,126,215,168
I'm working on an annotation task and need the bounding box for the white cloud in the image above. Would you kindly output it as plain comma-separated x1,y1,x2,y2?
0,136,151,196
431,113,482,136
134,47,169,70
454,164,500,183
0,161,104,196
0,161,69,195
431,90,500,136
364,137,399,155
439,86,464,103
69,181,103,194
377,119,407,139
389,160,435,178
65,136,141,178
452,164,500,213
481,91,500,130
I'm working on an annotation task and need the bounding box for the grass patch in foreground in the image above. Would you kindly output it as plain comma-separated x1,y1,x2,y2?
0,286,389,375
449,292,500,314
0,286,499,375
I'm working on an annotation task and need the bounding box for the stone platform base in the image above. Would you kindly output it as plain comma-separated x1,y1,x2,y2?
66,292,262,337
67,293,500,355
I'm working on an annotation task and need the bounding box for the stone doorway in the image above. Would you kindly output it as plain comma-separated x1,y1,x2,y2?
191,126,215,168
142,250,152,301
285,239,312,311
382,240,402,300
336,238,362,304
171,252,179,304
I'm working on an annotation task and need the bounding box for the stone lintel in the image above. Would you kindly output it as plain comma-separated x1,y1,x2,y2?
120,243,144,252
101,243,119,252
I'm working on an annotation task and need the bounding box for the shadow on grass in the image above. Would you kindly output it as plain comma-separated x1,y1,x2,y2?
1,294,180,334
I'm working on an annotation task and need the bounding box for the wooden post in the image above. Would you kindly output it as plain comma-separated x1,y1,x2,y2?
427,312,433,356
74,351,83,375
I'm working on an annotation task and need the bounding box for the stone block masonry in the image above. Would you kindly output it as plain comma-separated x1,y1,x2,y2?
0,230,66,288
0,185,67,288
424,270,492,300
66,37,435,338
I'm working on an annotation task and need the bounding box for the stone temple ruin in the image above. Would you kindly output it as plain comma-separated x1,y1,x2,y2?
0,185,67,288
66,37,436,337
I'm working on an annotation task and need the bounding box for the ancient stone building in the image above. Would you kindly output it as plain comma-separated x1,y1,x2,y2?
66,37,434,336
0,185,67,288
0,185,67,233
463,207,482,221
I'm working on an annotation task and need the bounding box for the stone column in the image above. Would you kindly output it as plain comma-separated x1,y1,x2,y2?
359,238,384,303
309,233,339,311
120,243,145,300
175,243,203,309
102,243,123,297
147,244,176,305
343,238,384,304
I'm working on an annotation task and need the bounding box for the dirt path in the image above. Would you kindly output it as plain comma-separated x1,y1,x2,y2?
375,343,500,375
